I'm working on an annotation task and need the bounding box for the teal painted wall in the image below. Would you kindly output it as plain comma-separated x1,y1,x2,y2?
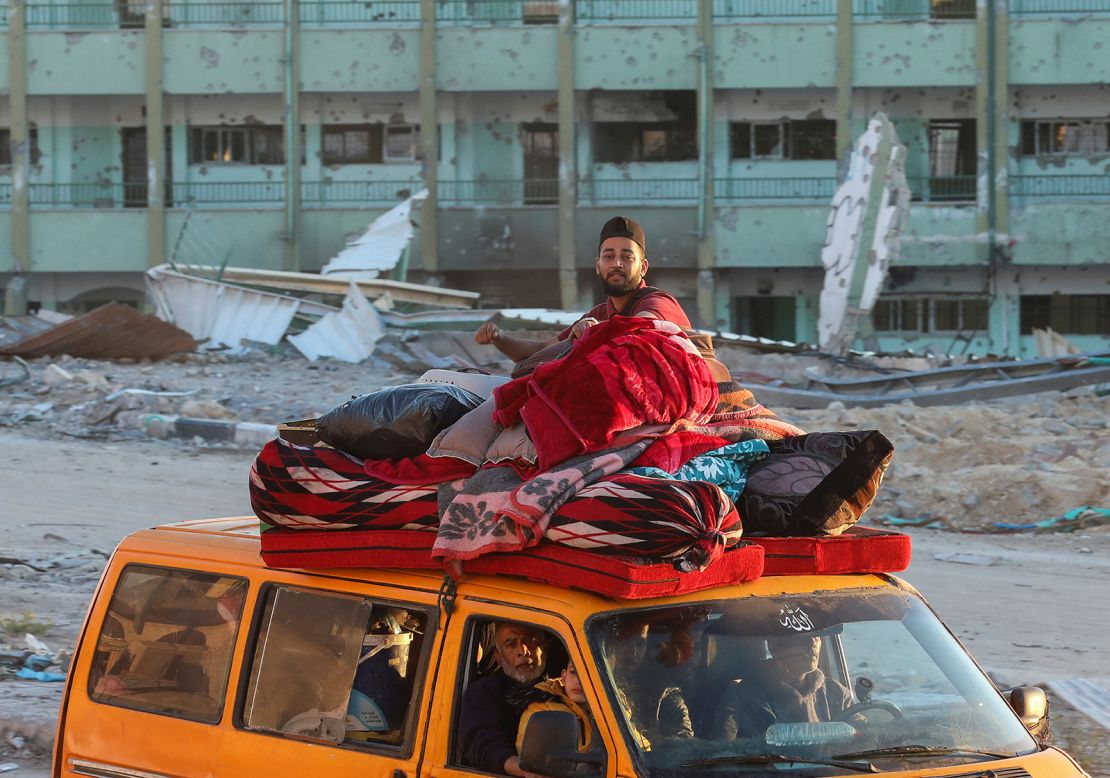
301,208,393,271
163,32,283,94
301,30,419,92
438,28,557,91
164,209,286,269
31,211,148,271
0,32,8,92
1011,204,1110,266
576,26,697,90
26,31,145,94
900,205,980,266
853,21,976,87
0,213,12,271
713,24,836,89
714,205,828,268
1010,20,1110,85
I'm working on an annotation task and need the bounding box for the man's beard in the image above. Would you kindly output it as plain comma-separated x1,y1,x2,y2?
503,660,546,684
601,270,641,297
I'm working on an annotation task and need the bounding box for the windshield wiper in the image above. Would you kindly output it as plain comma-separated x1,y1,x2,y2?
682,753,879,773
833,745,1014,761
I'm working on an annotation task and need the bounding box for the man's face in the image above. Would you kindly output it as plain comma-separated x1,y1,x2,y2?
596,236,648,297
772,636,822,681
494,623,547,684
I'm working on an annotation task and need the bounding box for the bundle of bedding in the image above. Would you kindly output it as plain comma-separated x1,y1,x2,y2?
251,316,900,588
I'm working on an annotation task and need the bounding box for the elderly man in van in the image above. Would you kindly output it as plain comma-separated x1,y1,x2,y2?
458,621,551,777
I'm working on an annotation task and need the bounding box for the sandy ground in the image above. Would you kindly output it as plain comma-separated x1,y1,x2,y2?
0,350,1108,775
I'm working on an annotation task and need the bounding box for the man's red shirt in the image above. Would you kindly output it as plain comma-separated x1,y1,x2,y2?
557,281,691,340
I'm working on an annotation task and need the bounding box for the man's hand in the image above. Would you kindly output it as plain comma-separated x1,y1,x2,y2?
504,755,552,778
475,321,502,345
568,317,599,341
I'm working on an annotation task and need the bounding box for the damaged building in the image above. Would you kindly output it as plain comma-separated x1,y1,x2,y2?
1,1,1108,357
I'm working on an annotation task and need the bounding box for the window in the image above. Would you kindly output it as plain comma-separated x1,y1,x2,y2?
385,123,419,161
729,120,835,160
321,123,421,165
189,126,284,165
930,0,974,18
873,296,989,334
1020,120,1110,157
87,565,247,723
594,123,696,163
0,128,42,166
927,119,976,201
241,586,429,749
1020,294,1110,336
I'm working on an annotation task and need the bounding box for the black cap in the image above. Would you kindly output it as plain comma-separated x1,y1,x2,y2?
598,216,646,254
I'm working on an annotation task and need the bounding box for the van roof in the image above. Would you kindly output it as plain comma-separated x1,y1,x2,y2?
117,517,895,611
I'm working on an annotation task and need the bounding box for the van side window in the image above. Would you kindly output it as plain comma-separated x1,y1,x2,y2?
87,565,247,724
240,585,428,750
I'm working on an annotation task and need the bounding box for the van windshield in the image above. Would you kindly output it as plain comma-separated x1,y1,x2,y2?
585,587,1037,775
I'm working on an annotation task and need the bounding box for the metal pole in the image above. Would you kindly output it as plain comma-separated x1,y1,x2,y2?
557,0,577,309
6,0,30,315
145,0,166,267
283,0,301,271
694,0,715,329
419,0,439,275
835,0,854,178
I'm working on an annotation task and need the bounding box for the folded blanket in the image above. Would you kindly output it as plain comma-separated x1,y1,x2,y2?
493,318,718,471
628,439,771,503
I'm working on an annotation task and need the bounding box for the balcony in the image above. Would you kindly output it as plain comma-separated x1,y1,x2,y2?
1010,175,1110,201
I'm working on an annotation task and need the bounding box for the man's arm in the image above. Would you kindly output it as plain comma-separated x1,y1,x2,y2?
458,676,520,774
475,322,558,363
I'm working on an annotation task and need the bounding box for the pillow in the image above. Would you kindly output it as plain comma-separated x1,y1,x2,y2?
736,430,894,537
426,396,502,465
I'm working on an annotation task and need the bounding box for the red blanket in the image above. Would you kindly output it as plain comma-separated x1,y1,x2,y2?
493,318,718,471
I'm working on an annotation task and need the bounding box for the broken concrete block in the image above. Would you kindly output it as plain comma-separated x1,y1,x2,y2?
180,399,240,421
71,370,110,390
42,364,73,386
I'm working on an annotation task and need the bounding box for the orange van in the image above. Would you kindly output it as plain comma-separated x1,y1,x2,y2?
54,517,1089,778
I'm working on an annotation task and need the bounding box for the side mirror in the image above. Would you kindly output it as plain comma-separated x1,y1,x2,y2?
519,710,604,777
1006,686,1049,741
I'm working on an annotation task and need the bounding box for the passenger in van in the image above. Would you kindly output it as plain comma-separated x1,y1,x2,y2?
515,660,599,754
720,634,853,739
458,621,551,777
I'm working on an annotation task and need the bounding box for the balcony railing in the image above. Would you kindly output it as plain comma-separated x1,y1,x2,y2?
712,0,835,19
579,178,700,202
577,0,696,21
302,179,422,205
1010,175,1110,199
8,175,1109,209
907,175,977,202
299,0,419,24
853,0,975,20
1009,0,1110,15
716,177,835,201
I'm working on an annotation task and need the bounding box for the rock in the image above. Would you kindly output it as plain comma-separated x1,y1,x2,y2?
71,370,110,391
41,365,73,386
180,399,239,421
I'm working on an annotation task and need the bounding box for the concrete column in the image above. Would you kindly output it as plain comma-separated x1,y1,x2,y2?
694,0,716,329
5,0,30,314
419,0,439,274
992,0,1009,242
835,0,854,176
282,0,301,271
557,0,577,310
145,0,166,267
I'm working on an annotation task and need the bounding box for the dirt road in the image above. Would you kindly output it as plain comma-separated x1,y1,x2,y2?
0,430,1107,775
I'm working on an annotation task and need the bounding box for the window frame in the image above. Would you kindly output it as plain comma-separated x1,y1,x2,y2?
233,580,438,759
729,119,836,161
322,124,384,166
872,296,991,335
383,122,420,162
188,125,286,166
0,127,43,167
85,562,249,725
1020,118,1110,157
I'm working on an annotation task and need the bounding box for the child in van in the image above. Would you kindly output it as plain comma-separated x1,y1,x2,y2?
515,660,599,754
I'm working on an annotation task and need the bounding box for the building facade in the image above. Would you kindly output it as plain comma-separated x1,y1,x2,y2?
1,0,1108,356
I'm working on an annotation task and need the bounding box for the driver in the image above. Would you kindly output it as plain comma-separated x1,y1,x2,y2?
716,634,853,741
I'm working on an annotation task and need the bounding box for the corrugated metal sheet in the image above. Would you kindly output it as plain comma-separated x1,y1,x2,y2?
322,189,427,279
0,314,61,351
0,303,197,360
145,266,320,352
288,283,385,363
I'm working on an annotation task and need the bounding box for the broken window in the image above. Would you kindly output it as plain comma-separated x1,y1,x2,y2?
241,585,430,749
1020,294,1110,336
323,125,384,165
87,565,248,724
189,126,285,165
1020,119,1110,157
930,0,974,18
873,296,990,334
729,120,835,160
927,119,976,201
593,123,696,163
384,123,420,161
0,127,42,166
521,0,558,23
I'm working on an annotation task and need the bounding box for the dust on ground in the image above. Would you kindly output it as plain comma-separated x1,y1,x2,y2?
0,347,1108,776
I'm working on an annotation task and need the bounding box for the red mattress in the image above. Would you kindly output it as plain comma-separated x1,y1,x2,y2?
749,526,911,576
259,526,765,600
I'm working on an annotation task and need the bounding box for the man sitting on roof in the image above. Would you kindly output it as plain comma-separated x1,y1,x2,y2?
474,216,692,363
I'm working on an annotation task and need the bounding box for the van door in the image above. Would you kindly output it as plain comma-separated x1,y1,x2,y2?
215,576,441,778
419,598,622,778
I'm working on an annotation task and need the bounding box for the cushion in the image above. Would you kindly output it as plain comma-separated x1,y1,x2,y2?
749,526,912,576
426,396,502,465
736,430,894,536
250,439,440,530
260,527,439,569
